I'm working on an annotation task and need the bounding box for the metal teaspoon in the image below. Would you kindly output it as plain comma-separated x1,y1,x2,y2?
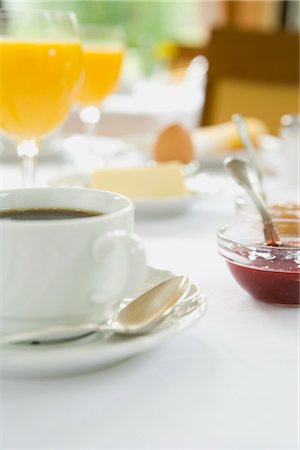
232,113,264,192
0,275,191,346
223,156,281,246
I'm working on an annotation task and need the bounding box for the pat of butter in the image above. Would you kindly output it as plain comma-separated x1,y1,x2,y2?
90,162,188,198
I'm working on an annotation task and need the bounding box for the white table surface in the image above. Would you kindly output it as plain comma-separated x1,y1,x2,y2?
0,152,298,450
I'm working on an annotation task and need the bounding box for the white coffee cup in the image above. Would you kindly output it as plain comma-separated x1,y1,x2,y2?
0,188,147,334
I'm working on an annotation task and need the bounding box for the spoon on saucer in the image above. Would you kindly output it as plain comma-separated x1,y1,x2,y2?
223,157,281,246
0,275,191,346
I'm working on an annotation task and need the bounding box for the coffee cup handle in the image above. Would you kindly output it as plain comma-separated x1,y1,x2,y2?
91,230,147,304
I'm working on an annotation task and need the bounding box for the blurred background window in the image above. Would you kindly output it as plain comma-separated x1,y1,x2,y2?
1,1,224,73
1,0,223,47
2,1,299,48
2,1,298,75
2,0,298,133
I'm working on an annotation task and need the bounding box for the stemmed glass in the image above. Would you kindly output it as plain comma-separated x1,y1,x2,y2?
75,24,125,167
0,9,82,186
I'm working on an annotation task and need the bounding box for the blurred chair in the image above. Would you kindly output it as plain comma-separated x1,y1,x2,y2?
201,27,299,134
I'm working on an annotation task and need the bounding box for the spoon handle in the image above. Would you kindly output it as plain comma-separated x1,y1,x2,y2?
243,183,281,246
0,322,110,346
224,156,281,246
232,114,264,190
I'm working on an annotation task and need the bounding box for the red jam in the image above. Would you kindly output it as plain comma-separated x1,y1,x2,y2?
227,244,300,306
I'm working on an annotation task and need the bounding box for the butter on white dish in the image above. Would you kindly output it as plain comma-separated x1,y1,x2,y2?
90,162,188,199
48,171,225,216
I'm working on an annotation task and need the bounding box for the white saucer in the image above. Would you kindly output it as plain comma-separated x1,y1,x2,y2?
0,266,207,378
0,132,144,163
48,172,225,216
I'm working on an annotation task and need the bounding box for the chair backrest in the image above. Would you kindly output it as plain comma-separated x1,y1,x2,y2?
201,27,299,134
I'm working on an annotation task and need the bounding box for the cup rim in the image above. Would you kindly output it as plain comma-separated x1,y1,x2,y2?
0,187,133,227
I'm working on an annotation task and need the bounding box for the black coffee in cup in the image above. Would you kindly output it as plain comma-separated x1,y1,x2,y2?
0,208,103,220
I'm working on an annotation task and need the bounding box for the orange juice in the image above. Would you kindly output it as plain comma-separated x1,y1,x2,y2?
76,46,123,106
0,39,82,139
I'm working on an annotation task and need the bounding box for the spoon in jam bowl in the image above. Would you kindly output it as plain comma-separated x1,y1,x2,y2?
0,275,191,346
224,157,281,246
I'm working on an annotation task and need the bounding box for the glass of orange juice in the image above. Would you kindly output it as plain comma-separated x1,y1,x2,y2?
75,24,125,166
0,9,83,186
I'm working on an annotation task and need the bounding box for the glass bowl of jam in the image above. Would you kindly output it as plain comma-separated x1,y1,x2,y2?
218,219,300,306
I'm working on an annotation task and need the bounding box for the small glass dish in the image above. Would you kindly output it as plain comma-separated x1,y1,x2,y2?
235,190,300,220
218,219,300,306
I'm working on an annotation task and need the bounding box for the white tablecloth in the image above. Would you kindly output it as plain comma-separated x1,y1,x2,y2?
0,156,298,449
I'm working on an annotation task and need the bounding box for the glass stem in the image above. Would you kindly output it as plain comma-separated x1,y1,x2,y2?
17,140,39,187
83,121,97,157
79,106,105,167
